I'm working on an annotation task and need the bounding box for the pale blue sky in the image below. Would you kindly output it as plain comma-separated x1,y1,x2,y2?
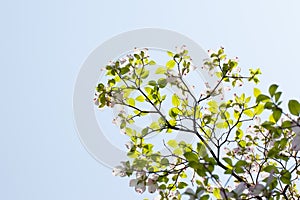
1,0,300,199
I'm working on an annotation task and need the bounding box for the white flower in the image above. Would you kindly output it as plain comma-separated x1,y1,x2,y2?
135,183,146,194
233,104,241,112
246,125,256,134
246,146,254,153
292,121,300,134
291,134,300,151
244,154,251,162
94,98,100,106
112,165,126,177
129,179,146,194
113,91,124,101
202,108,211,117
224,147,230,154
233,183,246,195
234,66,241,73
233,146,241,154
205,82,211,89
250,162,259,173
136,171,146,179
176,45,187,55
220,189,234,199
166,76,178,84
118,57,127,65
168,190,180,199
250,183,265,196
235,79,243,87
266,170,275,186
224,86,231,91
147,182,158,193
254,116,261,125
125,141,134,150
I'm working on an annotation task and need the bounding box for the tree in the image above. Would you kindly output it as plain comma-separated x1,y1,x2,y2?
94,46,300,200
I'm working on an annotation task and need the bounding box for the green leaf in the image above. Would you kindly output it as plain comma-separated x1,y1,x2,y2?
127,98,135,106
148,80,156,86
235,160,247,168
288,99,300,116
135,95,145,102
263,165,279,174
281,120,291,128
155,67,167,74
172,94,180,107
272,108,282,122
134,54,140,60
120,67,130,75
244,109,254,118
253,87,261,98
161,158,169,166
236,129,243,140
223,157,232,166
158,78,167,88
184,152,199,162
239,140,246,148
167,51,174,57
141,127,149,136
280,170,291,184
213,188,221,199
149,122,160,130
254,103,264,115
108,79,115,86
166,60,176,69
197,142,206,157
200,195,210,200
269,84,279,97
169,107,181,118
167,139,178,148
149,60,156,65
274,92,282,103
140,70,149,79
256,94,270,103
177,182,188,189
173,148,183,155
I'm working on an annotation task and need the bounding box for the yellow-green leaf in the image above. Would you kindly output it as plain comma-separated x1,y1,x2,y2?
166,60,176,69
155,67,167,74
172,94,180,107
135,95,145,102
253,88,261,98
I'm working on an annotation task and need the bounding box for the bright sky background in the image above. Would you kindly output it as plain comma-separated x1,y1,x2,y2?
1,0,300,200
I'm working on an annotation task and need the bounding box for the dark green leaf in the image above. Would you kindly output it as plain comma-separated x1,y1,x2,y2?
288,99,300,116
272,108,282,122
269,84,279,97
184,152,199,162
256,94,270,103
280,170,291,184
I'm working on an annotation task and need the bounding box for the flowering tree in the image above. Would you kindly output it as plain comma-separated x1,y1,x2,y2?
94,47,300,200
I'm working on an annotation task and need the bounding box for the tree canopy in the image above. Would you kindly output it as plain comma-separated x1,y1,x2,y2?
95,46,300,200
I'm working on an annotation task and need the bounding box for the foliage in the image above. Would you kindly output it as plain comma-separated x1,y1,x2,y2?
95,46,300,200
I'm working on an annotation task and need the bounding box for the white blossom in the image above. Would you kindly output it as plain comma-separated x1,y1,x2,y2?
168,190,180,199
233,104,241,112
291,134,300,151
292,121,300,134
250,183,265,196
233,183,246,196
136,171,146,179
125,141,134,150
235,79,243,87
147,179,158,193
112,165,126,177
254,116,261,125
